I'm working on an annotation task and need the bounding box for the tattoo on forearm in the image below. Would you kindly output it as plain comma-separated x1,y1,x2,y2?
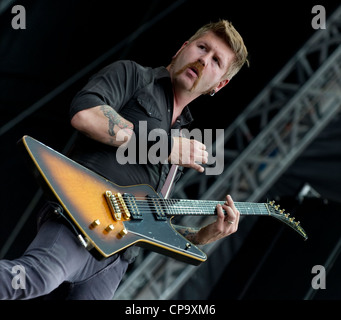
100,105,133,137
100,105,116,136
174,225,200,245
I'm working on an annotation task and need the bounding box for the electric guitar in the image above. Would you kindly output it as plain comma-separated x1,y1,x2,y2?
19,136,308,266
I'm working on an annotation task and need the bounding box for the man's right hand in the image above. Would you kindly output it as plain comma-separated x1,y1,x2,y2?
168,136,208,173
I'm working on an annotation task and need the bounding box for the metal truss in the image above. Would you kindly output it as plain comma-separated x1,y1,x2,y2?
115,6,341,300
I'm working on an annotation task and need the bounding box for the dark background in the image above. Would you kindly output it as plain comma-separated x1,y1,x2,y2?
0,0,340,300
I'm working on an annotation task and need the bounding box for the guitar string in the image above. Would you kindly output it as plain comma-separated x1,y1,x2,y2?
125,198,269,214
134,198,270,213
107,196,302,235
119,199,303,233
118,196,270,216
110,197,302,231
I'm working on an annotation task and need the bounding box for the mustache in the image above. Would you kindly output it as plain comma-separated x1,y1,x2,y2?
175,61,204,92
175,61,204,79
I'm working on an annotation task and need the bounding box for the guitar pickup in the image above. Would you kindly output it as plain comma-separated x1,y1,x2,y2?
105,191,131,221
147,194,167,221
123,193,143,220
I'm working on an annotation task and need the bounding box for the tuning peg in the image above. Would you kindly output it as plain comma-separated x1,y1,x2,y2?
285,213,290,218
269,201,275,206
280,209,285,214
295,221,300,226
275,205,280,210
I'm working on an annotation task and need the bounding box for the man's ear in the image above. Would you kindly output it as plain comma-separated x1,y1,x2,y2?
215,78,230,93
172,41,189,59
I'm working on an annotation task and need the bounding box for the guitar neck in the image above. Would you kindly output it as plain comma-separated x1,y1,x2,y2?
151,199,270,217
128,195,307,240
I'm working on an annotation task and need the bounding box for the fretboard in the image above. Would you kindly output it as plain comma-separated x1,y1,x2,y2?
141,198,270,217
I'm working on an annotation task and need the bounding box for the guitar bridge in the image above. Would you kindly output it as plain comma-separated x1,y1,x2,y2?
105,191,131,221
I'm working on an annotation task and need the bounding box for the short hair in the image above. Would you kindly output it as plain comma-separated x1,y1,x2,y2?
188,20,249,80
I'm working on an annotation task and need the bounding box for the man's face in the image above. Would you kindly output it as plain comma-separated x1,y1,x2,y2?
169,31,235,95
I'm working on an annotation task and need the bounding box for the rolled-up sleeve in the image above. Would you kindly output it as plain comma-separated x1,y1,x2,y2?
69,60,139,119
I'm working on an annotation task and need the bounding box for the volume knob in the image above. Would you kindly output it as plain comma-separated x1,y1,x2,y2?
119,228,128,237
90,219,100,229
105,224,115,232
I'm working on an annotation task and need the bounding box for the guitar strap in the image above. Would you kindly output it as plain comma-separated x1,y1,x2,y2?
160,164,178,199
161,128,185,199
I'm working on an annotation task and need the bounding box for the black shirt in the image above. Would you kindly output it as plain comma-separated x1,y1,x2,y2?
69,60,193,194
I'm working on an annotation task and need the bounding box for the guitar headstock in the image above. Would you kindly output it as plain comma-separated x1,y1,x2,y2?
267,201,308,240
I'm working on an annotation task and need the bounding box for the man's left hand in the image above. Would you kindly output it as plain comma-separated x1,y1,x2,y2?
195,195,240,245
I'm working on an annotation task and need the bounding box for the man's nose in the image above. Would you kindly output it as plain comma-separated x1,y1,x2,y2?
198,55,208,67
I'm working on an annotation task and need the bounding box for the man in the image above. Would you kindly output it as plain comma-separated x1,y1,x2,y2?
0,20,248,299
